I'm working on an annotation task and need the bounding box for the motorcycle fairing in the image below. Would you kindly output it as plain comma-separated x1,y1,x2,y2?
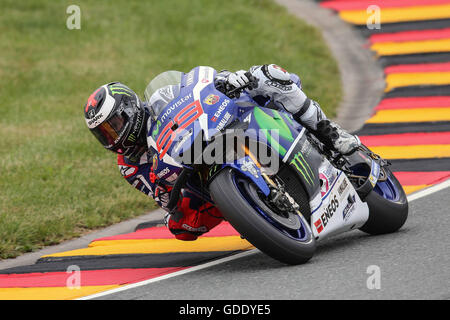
242,106,322,199
146,67,226,176
310,158,369,240
147,66,334,217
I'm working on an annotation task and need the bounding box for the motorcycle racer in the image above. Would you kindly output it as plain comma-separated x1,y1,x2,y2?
215,65,360,155
83,64,360,241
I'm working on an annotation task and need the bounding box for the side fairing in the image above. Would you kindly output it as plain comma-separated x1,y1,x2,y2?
246,106,322,199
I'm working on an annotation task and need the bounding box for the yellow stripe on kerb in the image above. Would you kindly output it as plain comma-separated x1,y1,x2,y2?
339,4,450,25
0,285,120,300
369,145,450,160
403,185,429,195
371,39,450,56
42,236,253,258
385,72,450,92
366,108,450,123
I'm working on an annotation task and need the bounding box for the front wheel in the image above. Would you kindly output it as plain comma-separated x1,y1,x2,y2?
359,167,408,235
209,168,316,265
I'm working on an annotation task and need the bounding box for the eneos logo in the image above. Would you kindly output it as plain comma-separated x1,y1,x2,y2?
314,194,339,234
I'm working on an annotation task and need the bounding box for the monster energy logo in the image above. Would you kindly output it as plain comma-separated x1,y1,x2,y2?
290,151,315,186
109,84,133,97
128,134,137,142
208,164,220,179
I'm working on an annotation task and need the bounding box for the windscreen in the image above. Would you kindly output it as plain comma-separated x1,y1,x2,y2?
144,70,183,103
144,71,183,118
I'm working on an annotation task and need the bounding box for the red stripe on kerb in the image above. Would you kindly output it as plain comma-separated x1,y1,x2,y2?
321,0,450,11
360,132,450,147
385,62,450,74
0,267,188,288
393,171,450,186
375,97,450,110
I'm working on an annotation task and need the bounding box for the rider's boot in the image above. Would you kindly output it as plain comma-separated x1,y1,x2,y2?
292,99,360,155
314,119,361,155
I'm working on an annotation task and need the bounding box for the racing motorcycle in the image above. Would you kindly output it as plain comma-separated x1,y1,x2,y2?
144,66,408,265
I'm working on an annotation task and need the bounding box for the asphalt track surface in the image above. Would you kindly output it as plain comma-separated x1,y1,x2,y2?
94,186,450,300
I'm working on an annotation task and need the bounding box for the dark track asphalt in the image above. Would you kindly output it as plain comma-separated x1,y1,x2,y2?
97,186,450,300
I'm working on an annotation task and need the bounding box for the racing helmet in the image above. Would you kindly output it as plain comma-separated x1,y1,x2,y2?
84,82,148,162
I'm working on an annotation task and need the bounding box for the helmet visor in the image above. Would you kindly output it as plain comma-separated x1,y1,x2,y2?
91,109,130,150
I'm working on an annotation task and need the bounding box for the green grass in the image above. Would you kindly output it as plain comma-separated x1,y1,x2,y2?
0,0,342,259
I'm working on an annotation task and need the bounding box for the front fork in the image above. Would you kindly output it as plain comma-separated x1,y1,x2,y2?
241,145,305,217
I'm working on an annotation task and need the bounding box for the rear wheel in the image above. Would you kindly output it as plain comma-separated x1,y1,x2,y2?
359,167,408,235
209,168,316,265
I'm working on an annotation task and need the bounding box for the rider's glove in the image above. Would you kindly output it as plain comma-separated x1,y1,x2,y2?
225,70,258,98
226,70,252,89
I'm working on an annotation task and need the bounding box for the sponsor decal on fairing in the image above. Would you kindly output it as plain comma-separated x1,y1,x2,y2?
210,98,230,122
203,94,220,105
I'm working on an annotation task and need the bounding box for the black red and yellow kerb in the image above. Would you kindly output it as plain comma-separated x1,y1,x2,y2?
320,0,450,194
0,222,253,299
2,0,450,300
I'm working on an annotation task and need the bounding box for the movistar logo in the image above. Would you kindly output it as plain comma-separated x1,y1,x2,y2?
290,151,315,186
109,84,133,97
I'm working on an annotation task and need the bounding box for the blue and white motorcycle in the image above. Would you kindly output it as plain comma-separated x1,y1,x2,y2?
144,66,408,265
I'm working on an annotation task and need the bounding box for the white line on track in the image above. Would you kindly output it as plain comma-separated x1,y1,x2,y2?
79,178,450,300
